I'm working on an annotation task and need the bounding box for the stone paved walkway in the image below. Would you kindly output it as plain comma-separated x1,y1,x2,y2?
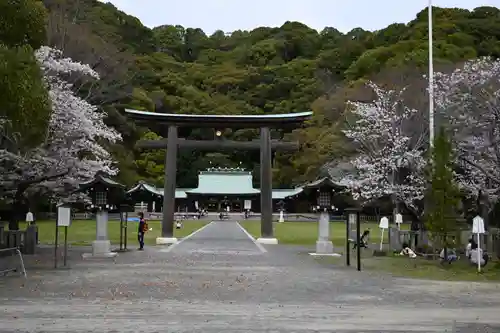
162,221,266,255
1,221,500,332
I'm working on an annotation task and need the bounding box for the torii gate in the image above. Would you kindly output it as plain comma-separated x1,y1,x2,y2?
124,109,312,245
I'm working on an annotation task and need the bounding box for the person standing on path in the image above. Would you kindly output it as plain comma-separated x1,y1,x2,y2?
138,212,147,250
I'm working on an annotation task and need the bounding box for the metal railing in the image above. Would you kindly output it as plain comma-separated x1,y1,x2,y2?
0,247,27,279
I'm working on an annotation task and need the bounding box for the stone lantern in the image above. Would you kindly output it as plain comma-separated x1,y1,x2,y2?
303,177,339,255
77,171,125,259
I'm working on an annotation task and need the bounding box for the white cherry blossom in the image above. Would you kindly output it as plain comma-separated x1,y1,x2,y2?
0,46,121,201
335,82,427,217
434,57,500,208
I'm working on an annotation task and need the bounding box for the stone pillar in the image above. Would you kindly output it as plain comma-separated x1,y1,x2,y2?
315,210,333,254
389,227,402,251
158,125,178,245
83,210,117,259
257,127,277,244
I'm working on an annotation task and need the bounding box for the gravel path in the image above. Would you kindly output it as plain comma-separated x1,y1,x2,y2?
1,221,499,332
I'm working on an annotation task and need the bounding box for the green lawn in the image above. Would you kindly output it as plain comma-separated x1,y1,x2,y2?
16,219,208,246
315,251,500,282
238,221,500,282
238,220,407,246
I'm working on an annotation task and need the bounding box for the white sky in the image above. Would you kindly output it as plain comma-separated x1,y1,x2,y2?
101,0,499,34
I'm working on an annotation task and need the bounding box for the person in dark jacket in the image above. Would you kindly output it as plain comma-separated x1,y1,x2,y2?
138,212,146,250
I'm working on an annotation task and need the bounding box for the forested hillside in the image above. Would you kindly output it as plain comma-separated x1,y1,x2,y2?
40,1,500,188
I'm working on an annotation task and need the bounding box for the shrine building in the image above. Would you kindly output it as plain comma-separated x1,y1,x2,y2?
126,167,346,213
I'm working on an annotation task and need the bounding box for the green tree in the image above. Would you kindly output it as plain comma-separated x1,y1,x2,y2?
0,45,51,148
36,2,500,187
0,0,50,149
134,131,166,185
0,0,47,49
425,127,461,246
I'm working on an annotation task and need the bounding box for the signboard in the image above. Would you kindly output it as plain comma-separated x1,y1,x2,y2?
472,215,485,234
244,200,252,210
348,213,356,226
348,213,357,234
395,214,403,225
379,217,389,229
378,216,389,251
472,215,486,273
57,206,71,227
25,211,34,222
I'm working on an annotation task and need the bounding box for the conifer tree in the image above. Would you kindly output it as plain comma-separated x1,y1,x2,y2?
425,127,460,247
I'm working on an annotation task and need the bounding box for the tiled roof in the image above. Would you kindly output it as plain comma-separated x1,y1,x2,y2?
127,182,191,199
128,168,304,199
186,169,260,195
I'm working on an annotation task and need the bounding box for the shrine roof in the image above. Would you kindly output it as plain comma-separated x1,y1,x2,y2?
78,172,125,191
186,168,260,195
127,168,303,198
271,188,304,199
124,109,312,128
127,182,190,199
302,177,345,190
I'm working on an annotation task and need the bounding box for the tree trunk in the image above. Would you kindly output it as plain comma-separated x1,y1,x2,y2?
6,170,69,230
8,184,29,230
442,234,448,265
478,191,490,230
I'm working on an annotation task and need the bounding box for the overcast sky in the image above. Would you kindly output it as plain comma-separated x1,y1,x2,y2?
102,0,499,34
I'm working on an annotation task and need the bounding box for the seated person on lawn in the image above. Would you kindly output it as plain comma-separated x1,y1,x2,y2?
466,238,476,259
352,230,370,249
439,247,458,264
400,242,417,258
469,242,488,267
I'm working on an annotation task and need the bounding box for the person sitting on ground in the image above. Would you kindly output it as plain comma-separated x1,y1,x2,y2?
400,242,417,258
469,242,488,267
352,230,370,249
466,238,477,259
439,246,458,263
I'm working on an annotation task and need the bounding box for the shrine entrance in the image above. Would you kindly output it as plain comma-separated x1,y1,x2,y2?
124,110,312,245
201,197,246,213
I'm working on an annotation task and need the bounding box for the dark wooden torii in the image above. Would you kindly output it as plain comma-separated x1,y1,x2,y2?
125,109,312,244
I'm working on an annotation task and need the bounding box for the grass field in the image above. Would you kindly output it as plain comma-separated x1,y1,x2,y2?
239,221,500,281
315,250,500,282
238,220,408,246
15,219,208,246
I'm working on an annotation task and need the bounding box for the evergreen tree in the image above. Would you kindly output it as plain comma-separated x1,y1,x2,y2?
425,127,461,246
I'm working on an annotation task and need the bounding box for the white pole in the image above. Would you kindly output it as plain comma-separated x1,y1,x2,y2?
380,228,384,251
428,0,435,148
477,233,481,272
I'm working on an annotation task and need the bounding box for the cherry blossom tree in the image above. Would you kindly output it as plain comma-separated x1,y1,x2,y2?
0,46,121,227
434,57,500,224
335,82,427,221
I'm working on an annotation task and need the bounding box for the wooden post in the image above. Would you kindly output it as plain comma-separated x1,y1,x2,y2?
162,125,178,238
260,127,273,239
